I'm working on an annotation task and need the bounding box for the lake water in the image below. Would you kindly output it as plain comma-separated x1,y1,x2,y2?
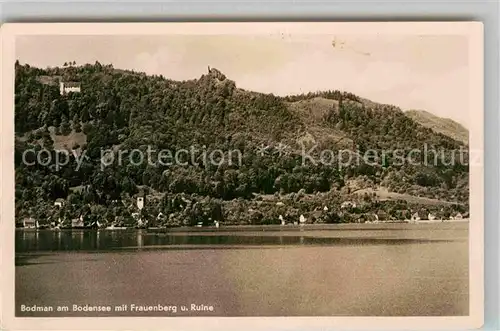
15,222,469,317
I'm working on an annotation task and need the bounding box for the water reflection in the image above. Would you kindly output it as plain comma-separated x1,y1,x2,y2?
15,226,465,255
137,230,143,248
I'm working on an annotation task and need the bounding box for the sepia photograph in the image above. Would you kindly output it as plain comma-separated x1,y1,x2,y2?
1,22,484,329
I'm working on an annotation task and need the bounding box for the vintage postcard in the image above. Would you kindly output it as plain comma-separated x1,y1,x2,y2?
0,22,483,330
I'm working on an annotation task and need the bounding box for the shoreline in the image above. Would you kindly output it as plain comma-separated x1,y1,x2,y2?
14,218,470,232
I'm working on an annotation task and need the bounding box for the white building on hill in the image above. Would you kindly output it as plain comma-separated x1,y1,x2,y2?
60,81,81,95
341,201,356,209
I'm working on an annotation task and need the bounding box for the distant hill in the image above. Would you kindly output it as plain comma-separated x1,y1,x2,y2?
14,62,469,226
405,110,468,145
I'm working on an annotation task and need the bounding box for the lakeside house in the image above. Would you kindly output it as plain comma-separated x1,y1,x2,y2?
299,214,306,225
21,217,39,229
71,215,85,229
279,215,285,225
54,198,65,208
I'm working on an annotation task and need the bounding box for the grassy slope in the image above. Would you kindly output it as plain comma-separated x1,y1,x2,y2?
405,109,468,145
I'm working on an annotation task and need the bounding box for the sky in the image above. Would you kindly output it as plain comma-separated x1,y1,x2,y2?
16,34,470,127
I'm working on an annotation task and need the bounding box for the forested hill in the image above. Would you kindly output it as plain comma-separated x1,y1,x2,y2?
14,62,469,226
